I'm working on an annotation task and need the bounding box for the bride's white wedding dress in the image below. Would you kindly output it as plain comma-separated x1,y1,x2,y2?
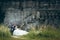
13,28,29,36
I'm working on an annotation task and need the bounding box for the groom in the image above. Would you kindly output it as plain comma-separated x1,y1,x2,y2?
10,24,16,35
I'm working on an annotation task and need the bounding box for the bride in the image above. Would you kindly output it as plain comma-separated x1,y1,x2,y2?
13,26,29,36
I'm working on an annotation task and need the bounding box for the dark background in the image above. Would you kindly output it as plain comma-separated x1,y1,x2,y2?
0,0,60,24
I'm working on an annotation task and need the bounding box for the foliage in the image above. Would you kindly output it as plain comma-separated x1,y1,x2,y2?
0,25,11,37
0,24,60,40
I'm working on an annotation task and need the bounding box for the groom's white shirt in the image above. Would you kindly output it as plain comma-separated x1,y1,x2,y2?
13,28,28,36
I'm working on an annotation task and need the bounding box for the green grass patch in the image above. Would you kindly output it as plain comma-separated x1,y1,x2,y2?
0,24,60,40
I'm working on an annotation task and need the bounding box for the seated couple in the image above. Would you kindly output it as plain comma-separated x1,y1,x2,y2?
10,25,28,36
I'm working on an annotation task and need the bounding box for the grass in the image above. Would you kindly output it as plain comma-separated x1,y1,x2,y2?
0,24,60,40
